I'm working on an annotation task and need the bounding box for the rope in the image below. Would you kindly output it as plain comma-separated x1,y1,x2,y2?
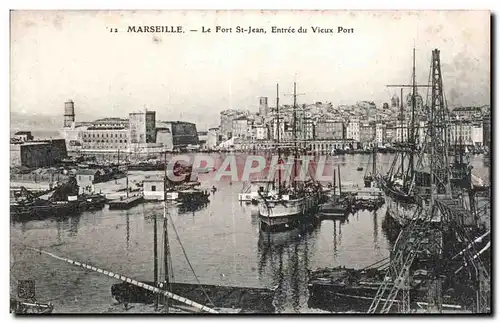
166,212,215,307
27,247,218,314
362,257,390,270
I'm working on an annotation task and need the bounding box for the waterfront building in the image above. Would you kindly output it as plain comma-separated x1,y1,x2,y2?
452,106,483,121
197,131,208,150
63,125,86,152
13,131,34,143
207,127,220,150
155,121,200,151
220,109,250,140
303,118,315,140
233,138,356,153
395,119,409,143
471,122,483,146
253,124,268,140
314,119,344,140
76,169,97,194
129,110,156,144
359,122,376,148
385,123,396,143
375,122,386,145
449,119,471,145
448,119,483,146
20,139,67,168
483,113,490,147
155,128,173,151
81,125,129,151
281,120,296,141
220,111,235,140
92,118,129,128
59,100,131,152
232,116,253,140
345,118,360,142
270,115,285,141
143,177,165,201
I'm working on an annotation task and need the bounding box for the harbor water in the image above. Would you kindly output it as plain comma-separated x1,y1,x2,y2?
9,153,489,313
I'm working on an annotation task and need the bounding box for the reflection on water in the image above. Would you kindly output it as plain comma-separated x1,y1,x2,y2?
257,225,315,312
373,211,379,252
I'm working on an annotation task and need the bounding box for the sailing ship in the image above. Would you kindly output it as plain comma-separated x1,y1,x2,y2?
363,146,377,188
307,266,466,313
258,83,324,232
318,165,349,219
378,48,421,227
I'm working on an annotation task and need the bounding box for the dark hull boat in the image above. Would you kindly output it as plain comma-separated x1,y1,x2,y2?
10,195,107,222
76,194,107,211
379,178,415,204
108,195,144,210
317,164,348,220
307,267,463,312
11,201,78,220
111,282,276,313
317,201,349,220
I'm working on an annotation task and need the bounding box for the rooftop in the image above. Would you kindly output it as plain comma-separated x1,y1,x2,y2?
76,169,98,176
87,126,127,131
158,121,196,125
143,176,165,182
94,117,128,122
453,107,482,112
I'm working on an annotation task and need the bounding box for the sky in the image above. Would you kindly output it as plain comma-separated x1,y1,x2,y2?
10,10,490,129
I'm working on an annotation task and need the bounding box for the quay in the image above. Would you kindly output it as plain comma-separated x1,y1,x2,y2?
108,195,144,210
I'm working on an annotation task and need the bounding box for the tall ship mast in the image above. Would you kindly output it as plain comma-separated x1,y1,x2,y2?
378,48,423,228
380,47,480,231
276,83,282,193
258,82,324,232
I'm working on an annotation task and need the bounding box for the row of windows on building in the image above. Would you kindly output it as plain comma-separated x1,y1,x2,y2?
83,133,128,138
82,139,128,143
82,144,129,149
238,142,356,151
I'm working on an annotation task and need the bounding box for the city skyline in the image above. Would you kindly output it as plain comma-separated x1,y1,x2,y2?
11,10,490,127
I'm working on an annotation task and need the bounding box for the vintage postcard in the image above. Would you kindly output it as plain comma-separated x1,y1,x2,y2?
9,10,491,314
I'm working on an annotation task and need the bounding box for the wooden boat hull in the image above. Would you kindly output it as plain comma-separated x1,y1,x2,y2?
111,281,276,313
317,202,349,219
10,202,78,220
258,193,320,232
378,179,418,227
108,196,144,210
10,194,107,221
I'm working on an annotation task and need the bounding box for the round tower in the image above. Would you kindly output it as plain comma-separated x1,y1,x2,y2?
64,100,75,127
